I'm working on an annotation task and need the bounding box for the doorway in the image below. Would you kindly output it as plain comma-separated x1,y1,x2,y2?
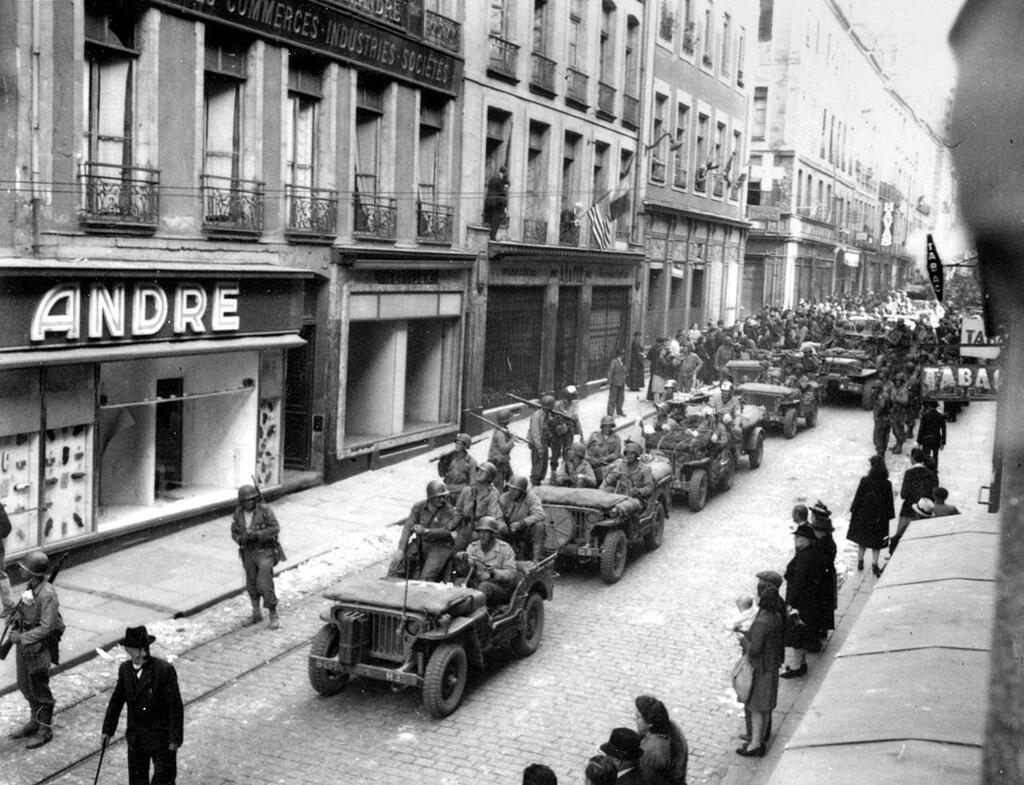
154,377,183,495
284,324,315,470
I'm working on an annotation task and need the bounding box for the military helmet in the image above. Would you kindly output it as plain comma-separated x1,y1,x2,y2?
664,379,678,389
563,384,578,400
19,550,50,577
505,474,529,493
476,461,497,482
426,479,450,499
540,394,556,410
455,432,472,448
570,441,587,457
623,441,643,457
496,409,512,425
600,415,616,428
474,515,501,534
238,484,259,502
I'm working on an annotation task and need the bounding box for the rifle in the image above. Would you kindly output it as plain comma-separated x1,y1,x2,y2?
464,411,529,444
506,393,579,424
0,551,68,661
249,475,286,563
250,474,265,503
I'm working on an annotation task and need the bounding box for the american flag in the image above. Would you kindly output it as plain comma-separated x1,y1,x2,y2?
586,196,613,250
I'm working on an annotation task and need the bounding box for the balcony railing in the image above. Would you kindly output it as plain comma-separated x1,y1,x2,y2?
650,159,667,184
622,94,640,129
423,10,461,54
488,34,519,81
523,218,548,244
597,82,617,119
201,174,264,235
559,217,580,246
79,162,159,232
530,52,556,95
353,193,397,239
285,184,338,240
565,67,589,107
416,201,453,243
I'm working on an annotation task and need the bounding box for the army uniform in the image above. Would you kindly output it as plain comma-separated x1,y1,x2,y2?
230,488,282,628
487,428,515,488
600,456,655,502
393,499,459,581
553,446,597,488
453,481,502,551
549,397,582,474
498,487,547,561
439,446,477,498
585,428,623,485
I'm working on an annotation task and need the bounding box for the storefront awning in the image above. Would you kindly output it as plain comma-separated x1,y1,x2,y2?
0,334,305,370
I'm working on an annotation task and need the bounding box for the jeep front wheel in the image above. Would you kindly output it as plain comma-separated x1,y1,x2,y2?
423,643,468,718
600,529,628,584
511,593,545,657
804,401,819,428
308,624,349,696
687,468,709,512
747,432,765,469
644,501,666,551
782,408,798,439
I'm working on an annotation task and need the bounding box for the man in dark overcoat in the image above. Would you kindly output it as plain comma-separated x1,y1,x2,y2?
916,399,947,470
102,626,184,785
781,524,830,679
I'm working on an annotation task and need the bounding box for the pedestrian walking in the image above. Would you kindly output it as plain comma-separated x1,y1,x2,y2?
916,399,946,469
598,727,644,783
0,501,14,617
102,626,184,785
634,694,689,784
607,348,627,416
890,447,939,554
230,484,284,629
847,454,895,577
871,373,893,455
735,570,785,757
888,373,911,454
5,550,63,749
488,409,516,488
628,332,646,391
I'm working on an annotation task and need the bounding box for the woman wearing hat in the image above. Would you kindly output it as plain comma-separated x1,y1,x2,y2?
782,523,830,678
848,455,896,577
809,501,837,642
736,570,786,757
634,694,689,783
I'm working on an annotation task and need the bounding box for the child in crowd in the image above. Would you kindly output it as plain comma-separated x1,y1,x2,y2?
726,594,759,638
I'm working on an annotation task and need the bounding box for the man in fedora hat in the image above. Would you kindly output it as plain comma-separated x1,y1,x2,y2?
230,484,283,629
6,550,63,749
808,501,837,643
599,727,644,783
781,523,830,678
102,625,184,785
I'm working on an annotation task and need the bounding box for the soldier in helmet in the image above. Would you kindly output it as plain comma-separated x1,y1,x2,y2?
585,415,623,485
390,480,459,581
527,395,556,485
487,409,516,487
458,516,517,608
600,441,654,503
550,385,583,476
230,485,283,629
553,442,597,488
438,433,477,498
453,461,502,550
498,474,547,562
7,550,64,748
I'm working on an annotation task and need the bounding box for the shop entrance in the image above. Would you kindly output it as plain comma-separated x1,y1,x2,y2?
284,324,315,470
154,377,183,495
554,288,580,393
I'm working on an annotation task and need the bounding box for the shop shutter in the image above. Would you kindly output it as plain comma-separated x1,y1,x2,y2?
587,287,630,381
483,287,545,407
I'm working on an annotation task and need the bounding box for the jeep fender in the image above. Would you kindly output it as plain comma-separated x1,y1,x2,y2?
745,427,765,452
419,608,490,641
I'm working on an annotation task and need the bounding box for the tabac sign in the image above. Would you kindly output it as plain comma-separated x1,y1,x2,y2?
921,364,1000,401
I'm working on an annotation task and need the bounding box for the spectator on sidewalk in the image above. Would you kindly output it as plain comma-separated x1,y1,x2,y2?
0,501,14,617
791,503,809,528
230,485,283,630
6,550,63,749
585,755,618,785
523,762,558,784
726,593,759,638
528,396,556,486
931,487,961,517
634,694,689,784
917,400,947,470
675,343,704,393
487,409,516,488
102,626,184,785
891,447,939,554
809,501,837,642
847,454,895,578
607,348,627,417
628,332,646,391
782,524,828,678
598,727,644,784
736,570,785,758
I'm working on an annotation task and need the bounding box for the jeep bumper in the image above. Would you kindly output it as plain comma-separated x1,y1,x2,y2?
308,655,421,687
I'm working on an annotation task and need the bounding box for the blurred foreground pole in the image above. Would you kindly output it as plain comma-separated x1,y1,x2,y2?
948,2,1024,782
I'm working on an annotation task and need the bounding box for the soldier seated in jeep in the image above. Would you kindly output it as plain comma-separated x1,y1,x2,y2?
600,442,655,509
458,517,518,608
389,480,458,581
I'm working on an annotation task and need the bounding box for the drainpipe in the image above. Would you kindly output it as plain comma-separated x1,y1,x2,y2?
29,0,42,255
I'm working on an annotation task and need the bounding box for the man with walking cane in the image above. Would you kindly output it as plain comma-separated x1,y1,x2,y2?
102,625,184,785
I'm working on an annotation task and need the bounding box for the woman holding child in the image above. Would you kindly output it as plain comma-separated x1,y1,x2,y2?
735,570,786,757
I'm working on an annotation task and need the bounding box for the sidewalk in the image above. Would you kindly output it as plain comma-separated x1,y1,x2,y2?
0,386,651,697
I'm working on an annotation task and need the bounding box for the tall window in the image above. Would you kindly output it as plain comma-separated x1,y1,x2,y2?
419,94,445,203
695,113,709,190
714,122,726,168
737,27,746,85
568,0,584,68
561,132,581,213
703,3,714,65
485,107,512,179
758,0,774,42
490,0,510,35
83,7,137,167
752,87,767,140
659,0,675,42
527,120,549,207
651,93,668,182
599,3,615,82
674,103,690,188
285,62,322,190
532,0,549,55
720,14,730,75
625,16,640,95
203,34,248,181
729,130,742,189
593,142,609,203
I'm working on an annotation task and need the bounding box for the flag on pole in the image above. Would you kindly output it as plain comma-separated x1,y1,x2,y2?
586,192,613,250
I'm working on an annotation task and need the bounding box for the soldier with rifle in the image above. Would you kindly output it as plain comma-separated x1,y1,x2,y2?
456,516,517,608
509,392,578,485
390,480,459,582
4,550,65,749
486,410,518,487
230,483,283,630
550,385,583,477
437,433,477,498
453,461,502,551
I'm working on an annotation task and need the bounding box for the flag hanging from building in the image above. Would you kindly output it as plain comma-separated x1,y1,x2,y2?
586,193,613,250
926,233,944,302
607,161,633,221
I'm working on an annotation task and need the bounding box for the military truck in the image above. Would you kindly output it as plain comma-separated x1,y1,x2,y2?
819,346,882,408
737,380,819,438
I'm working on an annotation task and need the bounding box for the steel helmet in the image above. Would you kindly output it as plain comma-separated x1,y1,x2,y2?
600,415,616,428
664,379,677,389
505,474,529,493
476,461,497,482
455,432,472,448
563,385,578,399
426,479,450,499
238,484,259,502
19,550,50,577
496,409,512,425
540,395,556,410
474,515,501,534
623,441,643,456
570,441,587,457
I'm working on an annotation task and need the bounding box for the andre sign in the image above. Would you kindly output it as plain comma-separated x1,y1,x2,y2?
31,282,241,342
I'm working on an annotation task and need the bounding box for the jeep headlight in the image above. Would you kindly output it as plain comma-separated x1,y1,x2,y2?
405,618,424,636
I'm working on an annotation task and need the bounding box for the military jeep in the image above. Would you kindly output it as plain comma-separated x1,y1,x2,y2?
533,460,672,584
819,347,881,408
737,381,819,438
308,556,555,718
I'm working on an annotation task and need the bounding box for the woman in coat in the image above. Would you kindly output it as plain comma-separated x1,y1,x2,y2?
737,570,786,757
634,694,689,784
847,454,895,577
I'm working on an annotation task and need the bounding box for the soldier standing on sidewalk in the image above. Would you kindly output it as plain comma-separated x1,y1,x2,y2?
488,410,516,488
528,396,555,486
6,550,64,749
230,485,282,630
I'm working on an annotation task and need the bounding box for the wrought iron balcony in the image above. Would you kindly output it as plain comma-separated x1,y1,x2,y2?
530,52,556,95
353,193,397,239
285,185,338,241
597,82,617,119
523,218,548,244
416,200,453,243
488,34,519,81
565,67,589,108
423,10,461,54
79,162,160,233
559,217,580,246
650,159,667,184
201,174,264,235
622,94,640,129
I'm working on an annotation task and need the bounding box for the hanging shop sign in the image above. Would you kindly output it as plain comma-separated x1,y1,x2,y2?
150,0,461,95
921,364,1000,401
